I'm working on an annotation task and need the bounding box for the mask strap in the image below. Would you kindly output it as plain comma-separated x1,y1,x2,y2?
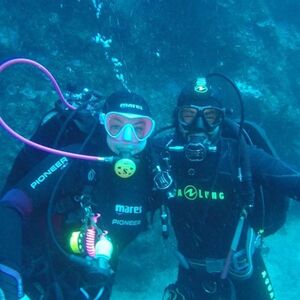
99,112,105,125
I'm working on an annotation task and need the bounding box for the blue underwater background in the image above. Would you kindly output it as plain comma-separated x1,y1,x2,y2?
0,0,300,299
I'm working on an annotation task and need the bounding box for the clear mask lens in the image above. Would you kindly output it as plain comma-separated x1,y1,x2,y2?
178,106,224,128
103,112,155,141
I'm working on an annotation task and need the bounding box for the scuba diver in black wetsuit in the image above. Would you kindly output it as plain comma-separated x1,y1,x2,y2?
153,76,300,300
0,59,156,299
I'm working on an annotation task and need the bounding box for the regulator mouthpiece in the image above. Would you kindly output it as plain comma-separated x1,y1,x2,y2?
114,158,136,178
184,133,217,162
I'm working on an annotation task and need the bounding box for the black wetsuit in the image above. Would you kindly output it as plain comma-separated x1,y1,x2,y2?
0,127,153,299
157,134,300,300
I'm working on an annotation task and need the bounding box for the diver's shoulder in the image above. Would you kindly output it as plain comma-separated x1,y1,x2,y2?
152,127,176,148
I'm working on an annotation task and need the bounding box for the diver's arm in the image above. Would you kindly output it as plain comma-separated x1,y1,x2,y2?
0,194,27,299
249,146,300,199
0,147,82,299
0,150,82,264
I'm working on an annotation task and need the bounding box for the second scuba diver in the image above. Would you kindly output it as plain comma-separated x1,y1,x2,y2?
0,90,156,299
154,76,300,300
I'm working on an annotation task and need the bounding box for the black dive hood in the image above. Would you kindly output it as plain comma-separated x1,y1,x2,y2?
155,73,251,188
206,72,245,141
175,73,244,140
155,72,245,144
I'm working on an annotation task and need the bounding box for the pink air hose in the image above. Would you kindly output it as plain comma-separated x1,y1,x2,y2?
0,58,113,163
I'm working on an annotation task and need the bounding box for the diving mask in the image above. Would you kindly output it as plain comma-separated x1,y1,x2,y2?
100,112,155,156
101,111,155,142
178,105,225,132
